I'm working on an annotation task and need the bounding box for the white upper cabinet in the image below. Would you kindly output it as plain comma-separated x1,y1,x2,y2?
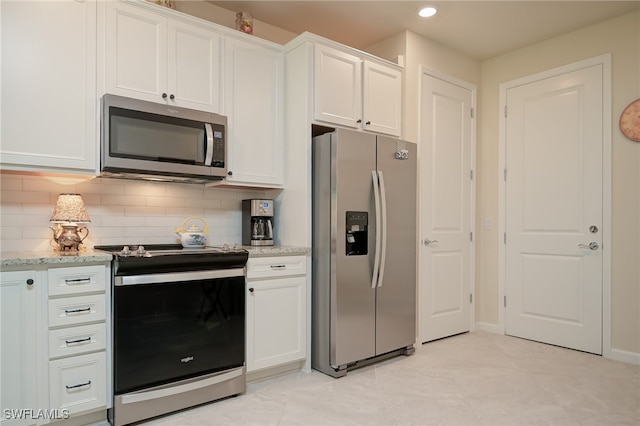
314,43,402,137
218,37,284,188
314,44,362,129
0,0,97,174
362,60,402,136
103,1,222,113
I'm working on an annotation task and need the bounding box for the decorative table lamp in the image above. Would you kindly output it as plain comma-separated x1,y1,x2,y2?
49,193,91,252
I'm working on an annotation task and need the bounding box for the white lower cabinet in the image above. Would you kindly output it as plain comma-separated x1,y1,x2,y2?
1,263,109,425
246,256,307,373
0,270,41,426
47,265,108,418
49,352,107,415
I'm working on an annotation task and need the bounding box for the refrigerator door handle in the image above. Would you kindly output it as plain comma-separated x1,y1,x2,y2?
377,170,387,288
371,170,382,289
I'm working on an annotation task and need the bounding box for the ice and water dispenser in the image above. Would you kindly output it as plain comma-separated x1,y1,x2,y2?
345,211,368,256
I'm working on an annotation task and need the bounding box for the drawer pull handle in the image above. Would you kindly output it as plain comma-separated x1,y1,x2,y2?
270,265,286,270
64,277,91,284
65,337,92,345
65,380,91,390
64,307,91,314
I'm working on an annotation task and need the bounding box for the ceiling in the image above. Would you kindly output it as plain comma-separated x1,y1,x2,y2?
207,1,640,60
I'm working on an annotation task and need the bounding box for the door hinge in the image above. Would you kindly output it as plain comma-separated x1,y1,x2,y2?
504,295,507,307
470,232,473,242
504,232,506,244
470,293,473,304
504,105,507,118
471,108,474,118
503,168,507,181
470,170,474,180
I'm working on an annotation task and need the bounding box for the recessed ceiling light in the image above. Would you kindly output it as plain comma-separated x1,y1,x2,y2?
418,6,438,18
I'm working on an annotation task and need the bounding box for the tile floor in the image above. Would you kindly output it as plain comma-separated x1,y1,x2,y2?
142,332,640,425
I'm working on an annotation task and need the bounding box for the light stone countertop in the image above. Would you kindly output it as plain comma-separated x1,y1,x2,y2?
1,246,310,268
1,249,112,268
242,245,310,257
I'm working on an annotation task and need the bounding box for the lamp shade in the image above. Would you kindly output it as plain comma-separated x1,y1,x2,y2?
49,193,91,223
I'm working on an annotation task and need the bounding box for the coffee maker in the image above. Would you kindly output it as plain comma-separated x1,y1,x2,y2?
242,199,274,246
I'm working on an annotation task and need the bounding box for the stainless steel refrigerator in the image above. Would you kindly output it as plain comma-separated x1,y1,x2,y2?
312,128,417,378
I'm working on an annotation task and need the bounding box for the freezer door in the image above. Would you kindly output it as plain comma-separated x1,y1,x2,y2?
375,136,417,355
332,129,378,366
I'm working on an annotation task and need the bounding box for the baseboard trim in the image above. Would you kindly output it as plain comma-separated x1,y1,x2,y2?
475,322,501,334
608,348,640,365
473,323,640,365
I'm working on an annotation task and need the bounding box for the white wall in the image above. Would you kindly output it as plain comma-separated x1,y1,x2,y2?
368,12,640,356
0,173,270,252
479,10,640,354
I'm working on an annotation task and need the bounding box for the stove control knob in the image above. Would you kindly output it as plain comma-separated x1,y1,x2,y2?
120,246,131,257
137,245,146,257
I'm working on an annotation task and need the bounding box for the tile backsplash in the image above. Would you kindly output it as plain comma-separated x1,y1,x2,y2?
0,173,270,252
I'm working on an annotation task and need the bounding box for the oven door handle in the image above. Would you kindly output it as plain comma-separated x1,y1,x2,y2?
115,268,245,286
120,367,244,405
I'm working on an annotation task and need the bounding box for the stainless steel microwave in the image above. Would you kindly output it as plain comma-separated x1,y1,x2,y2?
100,95,227,183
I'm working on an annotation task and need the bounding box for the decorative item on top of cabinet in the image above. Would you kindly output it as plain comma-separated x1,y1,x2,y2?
314,43,402,137
235,11,253,35
147,0,175,9
102,0,222,113
245,256,307,374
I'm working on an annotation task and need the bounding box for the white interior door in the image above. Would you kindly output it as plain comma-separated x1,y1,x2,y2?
419,71,474,343
504,63,603,355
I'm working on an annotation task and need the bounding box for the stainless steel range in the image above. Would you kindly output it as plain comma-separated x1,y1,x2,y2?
95,244,249,426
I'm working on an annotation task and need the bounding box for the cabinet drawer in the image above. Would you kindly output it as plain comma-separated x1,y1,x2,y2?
49,323,106,359
247,256,307,279
50,352,106,414
49,295,106,328
48,265,106,296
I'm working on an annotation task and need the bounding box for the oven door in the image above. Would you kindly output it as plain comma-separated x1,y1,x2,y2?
113,270,245,395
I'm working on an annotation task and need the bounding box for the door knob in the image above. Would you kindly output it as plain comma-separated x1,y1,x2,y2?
578,242,599,250
423,239,438,246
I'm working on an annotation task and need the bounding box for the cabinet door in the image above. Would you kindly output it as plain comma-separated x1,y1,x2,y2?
246,276,306,372
49,352,106,415
223,38,284,187
363,61,402,137
1,0,97,173
168,20,222,113
314,44,362,129
0,271,40,426
105,1,167,102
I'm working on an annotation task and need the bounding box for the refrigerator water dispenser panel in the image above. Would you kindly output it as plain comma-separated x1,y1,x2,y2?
346,211,368,256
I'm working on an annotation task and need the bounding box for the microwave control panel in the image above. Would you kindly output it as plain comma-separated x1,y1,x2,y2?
210,124,225,167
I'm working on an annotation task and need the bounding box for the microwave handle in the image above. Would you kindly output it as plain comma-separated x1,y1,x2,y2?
204,123,214,166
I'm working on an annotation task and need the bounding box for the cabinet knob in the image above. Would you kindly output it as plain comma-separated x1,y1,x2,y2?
249,287,254,293
26,278,34,286
357,119,362,124
227,171,233,176
162,93,168,99
170,94,175,100
365,121,371,126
